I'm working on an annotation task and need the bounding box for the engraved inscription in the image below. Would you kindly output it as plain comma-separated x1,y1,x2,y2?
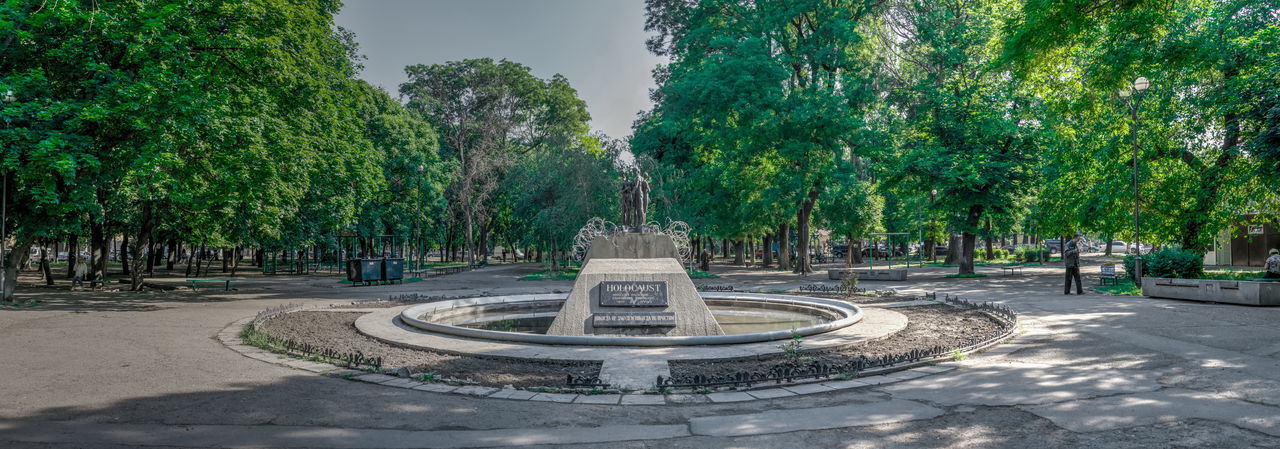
598,281,669,307
592,312,677,327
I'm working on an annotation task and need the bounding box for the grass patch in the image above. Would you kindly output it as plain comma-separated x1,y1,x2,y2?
1200,270,1266,281
519,266,581,281
1094,278,1142,295
945,273,988,278
687,269,719,279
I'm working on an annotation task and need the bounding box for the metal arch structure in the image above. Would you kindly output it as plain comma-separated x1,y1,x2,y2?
570,217,693,262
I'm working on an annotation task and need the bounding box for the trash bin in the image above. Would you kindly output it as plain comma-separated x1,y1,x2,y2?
347,259,382,284
382,258,404,283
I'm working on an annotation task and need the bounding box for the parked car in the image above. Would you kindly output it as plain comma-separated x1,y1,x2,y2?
1044,239,1064,254
1107,240,1128,253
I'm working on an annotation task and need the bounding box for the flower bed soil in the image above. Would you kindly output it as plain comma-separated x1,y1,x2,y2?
256,311,600,388
669,304,1007,378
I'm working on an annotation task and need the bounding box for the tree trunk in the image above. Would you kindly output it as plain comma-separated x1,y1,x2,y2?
944,234,960,265
129,202,153,290
120,235,131,275
166,239,177,270
984,217,994,260
778,223,791,271
1104,234,1113,256
40,243,54,286
762,234,773,268
794,189,818,275
925,236,936,263
733,239,745,265
2,239,32,302
958,205,984,275
66,234,78,278
90,221,106,282
845,233,854,268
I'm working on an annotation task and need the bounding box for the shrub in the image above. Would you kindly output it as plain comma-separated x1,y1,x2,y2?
981,248,1010,261
1014,246,1049,263
1124,248,1203,280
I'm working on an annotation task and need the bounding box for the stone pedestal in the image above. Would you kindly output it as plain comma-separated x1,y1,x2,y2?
829,269,909,281
1142,277,1280,306
547,258,724,337
584,233,681,262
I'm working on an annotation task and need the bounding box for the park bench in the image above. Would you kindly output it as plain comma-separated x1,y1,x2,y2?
999,264,1024,276
1099,263,1121,286
187,279,235,291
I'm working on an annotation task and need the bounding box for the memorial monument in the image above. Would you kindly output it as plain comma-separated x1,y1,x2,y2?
546,167,724,337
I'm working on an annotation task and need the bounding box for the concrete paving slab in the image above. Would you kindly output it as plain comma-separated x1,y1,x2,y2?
781,382,836,395
819,379,871,390
620,394,667,405
1024,388,1280,436
529,393,578,403
911,364,957,374
688,399,943,436
745,388,797,399
574,394,621,405
379,378,421,389
665,394,711,404
453,385,499,397
706,391,755,403
410,383,458,394
353,373,397,384
882,362,1161,406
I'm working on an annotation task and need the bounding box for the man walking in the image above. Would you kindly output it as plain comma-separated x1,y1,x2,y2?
1064,233,1083,295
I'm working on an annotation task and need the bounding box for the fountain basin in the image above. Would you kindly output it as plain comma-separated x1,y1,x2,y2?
399,292,863,347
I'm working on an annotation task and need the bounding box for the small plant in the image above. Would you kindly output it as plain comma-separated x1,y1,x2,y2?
342,373,357,380
651,386,673,394
839,272,859,298
779,328,810,366
420,372,438,382
952,347,967,361
837,369,860,380
528,386,561,393
696,387,712,394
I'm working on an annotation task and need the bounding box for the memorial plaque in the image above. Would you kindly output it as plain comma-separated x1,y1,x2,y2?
592,312,677,327
598,281,669,307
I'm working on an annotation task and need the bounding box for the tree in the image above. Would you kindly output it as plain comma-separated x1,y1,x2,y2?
401,59,590,266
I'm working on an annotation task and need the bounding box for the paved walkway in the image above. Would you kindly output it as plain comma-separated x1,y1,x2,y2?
3,260,1280,448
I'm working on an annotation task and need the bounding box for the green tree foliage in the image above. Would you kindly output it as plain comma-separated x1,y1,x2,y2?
400,59,591,265
635,0,886,274
0,0,421,297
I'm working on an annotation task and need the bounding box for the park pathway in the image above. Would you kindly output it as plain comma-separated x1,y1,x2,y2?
2,260,1280,448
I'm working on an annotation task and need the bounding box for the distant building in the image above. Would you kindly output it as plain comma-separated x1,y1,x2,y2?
1206,214,1279,267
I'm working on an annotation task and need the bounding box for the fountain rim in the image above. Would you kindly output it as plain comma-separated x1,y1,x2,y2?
399,292,864,347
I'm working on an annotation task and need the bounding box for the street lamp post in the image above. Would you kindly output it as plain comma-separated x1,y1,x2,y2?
1119,77,1150,283
1,89,14,301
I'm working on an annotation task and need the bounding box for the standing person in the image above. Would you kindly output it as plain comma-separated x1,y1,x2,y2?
1064,232,1083,295
1264,249,1280,279
73,257,89,289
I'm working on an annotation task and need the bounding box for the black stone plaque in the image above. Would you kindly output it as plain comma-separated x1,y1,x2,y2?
598,281,669,307
592,312,677,327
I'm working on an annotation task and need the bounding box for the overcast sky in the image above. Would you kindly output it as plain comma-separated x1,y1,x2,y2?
335,0,664,140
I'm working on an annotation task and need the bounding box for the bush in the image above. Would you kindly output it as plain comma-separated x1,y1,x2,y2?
1124,248,1203,280
1014,246,1049,263
981,248,1010,261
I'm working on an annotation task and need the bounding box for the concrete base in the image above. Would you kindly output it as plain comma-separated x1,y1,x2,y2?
1142,277,1280,306
546,258,724,337
829,269,908,281
585,233,681,262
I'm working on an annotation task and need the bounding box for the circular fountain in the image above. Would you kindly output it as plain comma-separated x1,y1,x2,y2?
398,291,864,346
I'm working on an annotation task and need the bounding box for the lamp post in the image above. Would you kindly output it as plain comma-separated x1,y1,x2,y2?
1,89,14,301
1119,76,1150,282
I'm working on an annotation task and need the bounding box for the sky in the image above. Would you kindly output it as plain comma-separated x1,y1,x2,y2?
335,0,665,140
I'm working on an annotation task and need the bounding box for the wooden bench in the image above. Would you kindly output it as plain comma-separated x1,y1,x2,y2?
999,264,1024,276
188,279,234,291
1099,263,1121,286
